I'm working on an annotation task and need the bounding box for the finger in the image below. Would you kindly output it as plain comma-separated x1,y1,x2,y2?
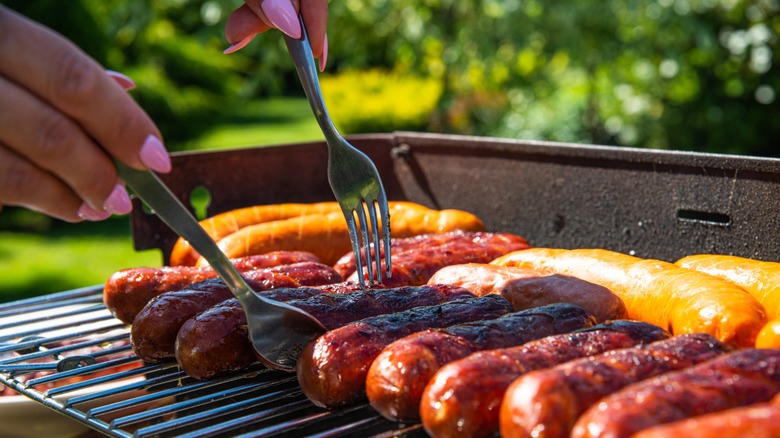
0,75,132,215
224,4,272,53
0,7,170,174
0,144,86,222
300,0,328,70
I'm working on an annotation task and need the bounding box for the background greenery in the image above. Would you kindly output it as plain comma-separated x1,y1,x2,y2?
2,0,778,302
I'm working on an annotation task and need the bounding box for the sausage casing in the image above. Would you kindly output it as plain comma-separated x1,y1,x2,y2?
366,303,597,422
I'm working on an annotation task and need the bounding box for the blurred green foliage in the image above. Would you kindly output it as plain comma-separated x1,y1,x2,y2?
5,0,779,155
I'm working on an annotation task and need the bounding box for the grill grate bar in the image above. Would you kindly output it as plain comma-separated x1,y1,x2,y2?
0,303,106,330
0,285,102,313
23,346,136,387
45,361,180,397
0,323,127,355
231,404,375,438
0,313,117,343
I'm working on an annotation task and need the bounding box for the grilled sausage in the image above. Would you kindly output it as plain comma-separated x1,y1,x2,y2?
334,231,529,279
366,303,597,422
492,248,767,348
419,320,671,438
570,348,780,438
297,294,515,408
131,262,342,363
630,393,780,438
175,284,476,379
342,232,532,287
499,333,731,438
428,263,627,322
757,317,780,348
104,251,320,323
206,205,487,267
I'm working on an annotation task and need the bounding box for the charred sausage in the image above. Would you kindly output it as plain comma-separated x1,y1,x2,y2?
419,320,671,438
296,294,515,408
499,333,731,438
175,284,475,379
428,263,627,322
131,262,342,363
366,303,597,422
104,251,320,323
570,348,780,438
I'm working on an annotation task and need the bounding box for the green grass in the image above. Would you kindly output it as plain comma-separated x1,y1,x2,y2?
0,97,322,304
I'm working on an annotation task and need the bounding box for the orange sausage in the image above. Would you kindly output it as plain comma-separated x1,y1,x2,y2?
491,248,767,348
170,202,343,266
675,254,780,348
204,205,486,266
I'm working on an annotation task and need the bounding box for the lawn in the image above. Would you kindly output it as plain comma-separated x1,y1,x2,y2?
0,97,323,304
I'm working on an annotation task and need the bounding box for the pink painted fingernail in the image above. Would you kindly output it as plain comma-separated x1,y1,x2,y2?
224,34,255,54
319,33,328,72
106,70,136,90
261,0,301,39
104,183,132,215
77,203,111,221
139,134,172,173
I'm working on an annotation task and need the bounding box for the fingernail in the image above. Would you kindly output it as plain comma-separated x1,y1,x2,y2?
106,70,136,90
224,34,255,54
319,33,328,72
77,203,111,221
104,183,133,215
139,134,172,173
261,0,301,39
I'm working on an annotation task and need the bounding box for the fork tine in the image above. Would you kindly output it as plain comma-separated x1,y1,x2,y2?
367,200,383,284
376,193,392,280
356,203,374,285
345,212,366,290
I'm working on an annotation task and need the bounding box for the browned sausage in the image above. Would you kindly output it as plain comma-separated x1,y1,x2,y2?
419,320,671,438
342,232,532,287
570,348,780,438
175,284,475,379
104,251,320,323
296,294,514,408
428,263,627,322
366,303,597,422
630,392,780,438
499,333,731,438
131,262,341,363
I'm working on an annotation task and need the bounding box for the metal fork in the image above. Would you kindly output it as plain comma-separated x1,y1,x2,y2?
283,17,391,288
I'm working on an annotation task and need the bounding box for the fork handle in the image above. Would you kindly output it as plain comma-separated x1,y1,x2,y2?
283,16,342,146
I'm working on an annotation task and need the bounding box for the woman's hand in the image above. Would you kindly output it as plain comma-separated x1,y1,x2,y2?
0,6,171,222
224,0,328,71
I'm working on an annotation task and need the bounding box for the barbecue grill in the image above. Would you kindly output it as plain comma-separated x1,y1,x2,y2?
2,132,779,437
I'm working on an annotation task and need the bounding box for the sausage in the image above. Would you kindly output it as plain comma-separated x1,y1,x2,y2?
629,393,780,438
366,303,597,422
492,248,767,348
499,333,731,438
104,251,320,323
419,320,671,438
204,204,487,267
428,263,627,322
570,348,780,438
296,294,514,408
675,254,780,348
175,284,476,379
344,232,532,287
131,262,342,363
170,202,344,266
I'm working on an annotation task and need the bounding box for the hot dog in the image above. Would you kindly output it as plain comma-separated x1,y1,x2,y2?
419,320,671,438
366,303,597,422
175,284,476,379
203,204,487,267
104,251,320,324
499,333,731,438
343,232,532,287
570,348,780,438
428,263,627,322
130,262,343,363
675,254,780,348
491,248,767,348
296,294,515,408
629,392,780,438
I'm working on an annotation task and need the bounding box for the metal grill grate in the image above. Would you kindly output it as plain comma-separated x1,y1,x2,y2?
0,287,425,438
